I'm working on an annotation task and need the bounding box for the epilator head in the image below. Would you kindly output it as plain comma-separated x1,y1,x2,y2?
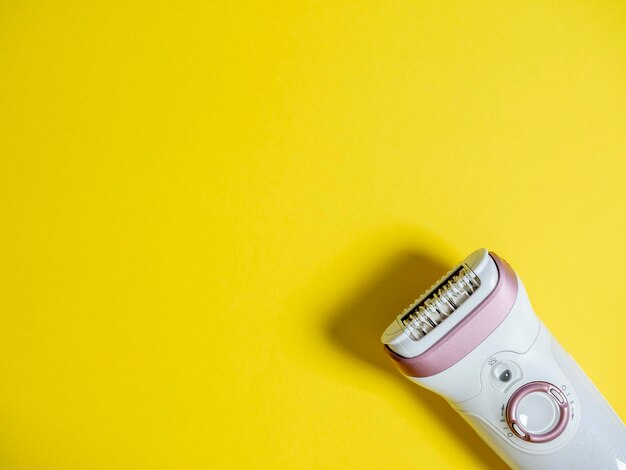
381,248,516,377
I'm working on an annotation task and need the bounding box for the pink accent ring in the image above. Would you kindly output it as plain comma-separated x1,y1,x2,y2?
505,381,570,443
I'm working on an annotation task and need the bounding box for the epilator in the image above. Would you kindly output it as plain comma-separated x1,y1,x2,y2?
381,249,626,469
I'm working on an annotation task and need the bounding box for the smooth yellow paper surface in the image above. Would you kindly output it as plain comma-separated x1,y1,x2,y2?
1,1,625,468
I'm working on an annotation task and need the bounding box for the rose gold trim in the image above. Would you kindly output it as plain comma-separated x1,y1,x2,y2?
384,252,518,377
505,381,570,443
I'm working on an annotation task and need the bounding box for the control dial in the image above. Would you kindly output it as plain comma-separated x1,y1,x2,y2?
505,381,569,443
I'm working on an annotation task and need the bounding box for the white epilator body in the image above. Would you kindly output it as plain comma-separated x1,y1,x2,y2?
382,249,626,470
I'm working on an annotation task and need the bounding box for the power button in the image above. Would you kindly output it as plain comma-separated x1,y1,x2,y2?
505,381,569,443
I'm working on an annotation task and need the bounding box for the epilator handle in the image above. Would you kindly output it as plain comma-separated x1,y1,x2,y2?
454,322,626,469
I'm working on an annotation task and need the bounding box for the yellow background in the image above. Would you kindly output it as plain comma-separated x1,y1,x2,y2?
1,1,625,468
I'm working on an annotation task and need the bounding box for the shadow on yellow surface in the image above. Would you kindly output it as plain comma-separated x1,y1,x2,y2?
326,250,508,469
